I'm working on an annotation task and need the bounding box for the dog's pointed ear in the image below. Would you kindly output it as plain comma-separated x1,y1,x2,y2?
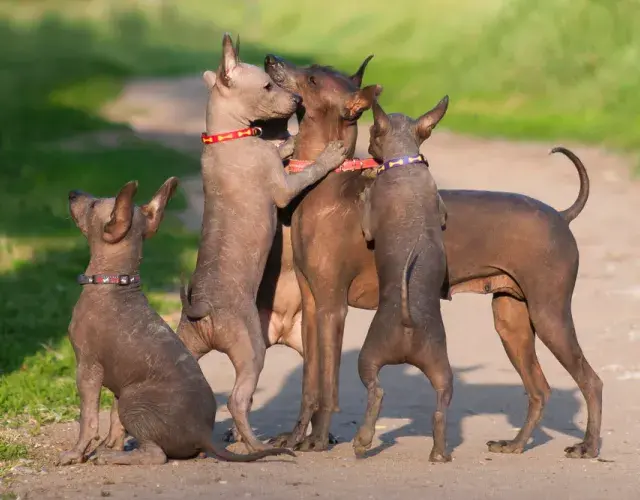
343,84,383,121
415,95,449,143
103,181,138,243
350,55,374,88
371,98,390,136
219,33,238,86
141,177,179,238
202,70,217,89
235,34,241,59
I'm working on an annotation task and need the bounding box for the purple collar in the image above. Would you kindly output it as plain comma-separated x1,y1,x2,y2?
77,273,141,286
376,154,428,174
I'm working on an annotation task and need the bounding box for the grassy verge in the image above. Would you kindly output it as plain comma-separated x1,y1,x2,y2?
0,3,213,439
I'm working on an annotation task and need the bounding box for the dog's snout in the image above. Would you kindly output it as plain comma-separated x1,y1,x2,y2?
265,54,282,67
292,94,302,106
68,190,81,201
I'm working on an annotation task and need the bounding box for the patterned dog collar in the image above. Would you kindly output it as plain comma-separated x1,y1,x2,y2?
77,274,141,286
286,158,380,174
201,127,262,144
376,154,428,174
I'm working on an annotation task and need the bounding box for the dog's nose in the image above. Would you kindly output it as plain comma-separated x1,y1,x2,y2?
265,54,282,67
292,94,302,106
68,190,81,201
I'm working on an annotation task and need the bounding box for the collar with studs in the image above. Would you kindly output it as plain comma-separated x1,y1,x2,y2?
286,158,380,174
201,127,262,144
77,274,141,286
375,154,428,174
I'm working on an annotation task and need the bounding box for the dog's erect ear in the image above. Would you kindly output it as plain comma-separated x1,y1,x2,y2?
235,34,241,59
219,33,238,86
103,181,138,243
371,99,390,136
350,55,374,88
141,177,179,238
203,70,217,89
415,95,449,143
343,84,383,121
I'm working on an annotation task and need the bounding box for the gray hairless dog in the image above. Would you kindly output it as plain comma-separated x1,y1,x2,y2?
355,97,452,461
176,34,347,452
59,177,294,466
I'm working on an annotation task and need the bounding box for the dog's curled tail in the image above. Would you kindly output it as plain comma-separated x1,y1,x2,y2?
202,441,296,463
551,147,590,223
179,273,210,320
401,242,420,330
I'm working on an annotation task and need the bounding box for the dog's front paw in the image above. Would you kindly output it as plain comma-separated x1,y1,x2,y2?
428,448,452,463
56,449,85,466
317,141,347,171
296,433,330,452
486,439,524,454
564,441,599,459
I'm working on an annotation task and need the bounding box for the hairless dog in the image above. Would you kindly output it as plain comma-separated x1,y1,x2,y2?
175,34,347,453
264,56,602,459
355,97,452,461
59,177,294,466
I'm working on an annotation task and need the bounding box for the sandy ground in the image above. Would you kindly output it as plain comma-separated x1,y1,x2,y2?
6,76,640,499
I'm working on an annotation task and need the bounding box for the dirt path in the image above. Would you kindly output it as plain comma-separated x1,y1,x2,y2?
8,76,640,499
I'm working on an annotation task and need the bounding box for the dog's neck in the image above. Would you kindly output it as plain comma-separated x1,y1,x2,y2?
381,144,421,163
295,111,358,161
83,247,142,293
205,91,251,135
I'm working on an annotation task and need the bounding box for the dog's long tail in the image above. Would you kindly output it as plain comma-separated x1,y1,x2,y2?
401,242,420,330
552,147,590,223
179,274,210,320
202,441,295,463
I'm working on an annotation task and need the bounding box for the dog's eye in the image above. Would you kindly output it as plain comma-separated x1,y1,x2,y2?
308,75,317,86
264,82,273,91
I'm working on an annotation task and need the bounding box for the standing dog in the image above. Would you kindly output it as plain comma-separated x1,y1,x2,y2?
264,55,602,459
60,178,294,465
355,97,451,461
176,34,347,453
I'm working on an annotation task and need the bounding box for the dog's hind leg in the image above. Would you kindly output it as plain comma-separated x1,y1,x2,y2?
528,293,603,458
487,294,550,454
352,313,394,457
226,316,269,453
408,318,454,464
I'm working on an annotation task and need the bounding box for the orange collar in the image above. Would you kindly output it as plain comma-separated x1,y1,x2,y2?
201,127,262,144
286,158,380,174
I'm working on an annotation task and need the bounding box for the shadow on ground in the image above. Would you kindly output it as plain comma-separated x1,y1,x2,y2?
214,349,584,456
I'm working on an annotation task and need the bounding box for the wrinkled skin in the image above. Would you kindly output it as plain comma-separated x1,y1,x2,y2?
174,34,347,453
263,55,602,459
354,97,454,462
60,177,294,466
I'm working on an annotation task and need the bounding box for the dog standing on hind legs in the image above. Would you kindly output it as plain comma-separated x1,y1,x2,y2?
355,96,453,461
60,177,294,466
176,33,347,453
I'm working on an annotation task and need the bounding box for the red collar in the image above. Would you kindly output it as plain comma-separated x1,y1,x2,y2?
77,273,141,286
286,158,380,174
201,127,262,144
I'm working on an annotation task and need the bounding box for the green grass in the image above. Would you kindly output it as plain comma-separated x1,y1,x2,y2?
0,0,637,437
0,439,29,462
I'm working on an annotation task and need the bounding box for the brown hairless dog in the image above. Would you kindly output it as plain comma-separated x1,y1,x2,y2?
59,177,294,466
265,55,602,459
175,34,347,453
354,97,452,461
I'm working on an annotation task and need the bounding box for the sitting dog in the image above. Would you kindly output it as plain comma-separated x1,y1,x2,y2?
355,97,452,461
59,177,294,465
